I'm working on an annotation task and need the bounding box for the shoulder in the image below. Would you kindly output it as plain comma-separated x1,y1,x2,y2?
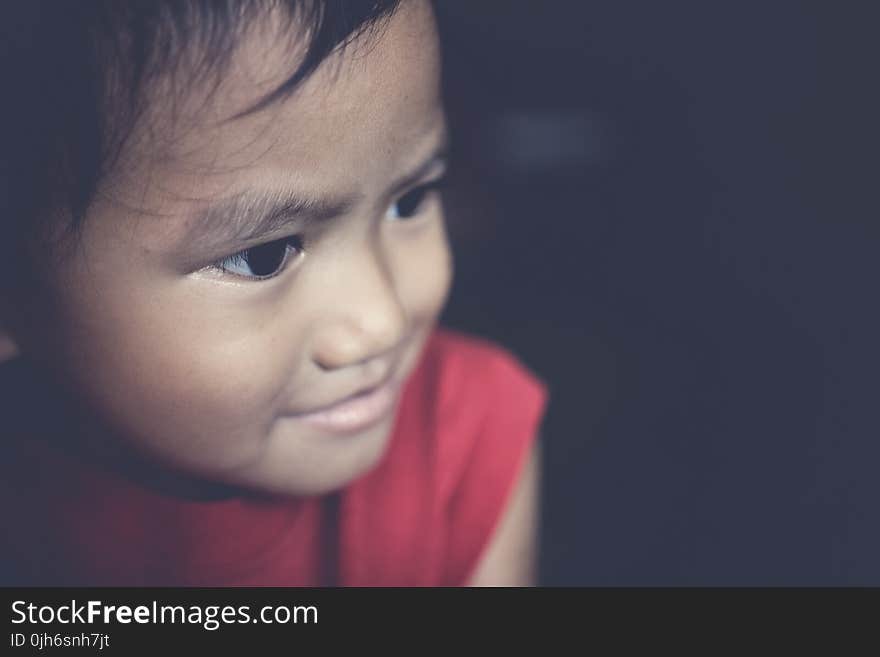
412,328,547,493
341,328,548,585
411,328,548,584
416,328,547,424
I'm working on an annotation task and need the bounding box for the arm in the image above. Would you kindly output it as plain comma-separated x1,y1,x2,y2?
466,441,541,586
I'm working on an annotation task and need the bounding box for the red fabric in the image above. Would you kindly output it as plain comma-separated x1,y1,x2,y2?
1,329,547,586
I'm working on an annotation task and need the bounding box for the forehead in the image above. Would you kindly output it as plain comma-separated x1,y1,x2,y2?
105,0,443,211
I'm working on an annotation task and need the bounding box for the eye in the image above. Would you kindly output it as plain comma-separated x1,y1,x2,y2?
213,235,304,280
386,178,445,221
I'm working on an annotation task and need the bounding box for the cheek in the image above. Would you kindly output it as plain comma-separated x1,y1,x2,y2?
49,278,300,468
390,219,453,323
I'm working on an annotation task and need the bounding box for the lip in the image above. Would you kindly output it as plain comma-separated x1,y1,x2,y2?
289,377,401,435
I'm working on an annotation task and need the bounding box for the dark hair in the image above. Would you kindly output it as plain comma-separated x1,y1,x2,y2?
0,0,400,289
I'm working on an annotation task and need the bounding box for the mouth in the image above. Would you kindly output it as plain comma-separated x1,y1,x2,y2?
288,376,402,435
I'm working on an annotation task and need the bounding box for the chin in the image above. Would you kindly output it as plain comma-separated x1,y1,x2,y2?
232,414,398,498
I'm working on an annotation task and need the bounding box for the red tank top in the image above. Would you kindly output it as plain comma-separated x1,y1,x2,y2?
1,329,547,586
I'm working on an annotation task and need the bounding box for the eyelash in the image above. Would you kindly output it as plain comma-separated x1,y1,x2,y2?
386,177,446,221
212,178,446,281
213,234,305,281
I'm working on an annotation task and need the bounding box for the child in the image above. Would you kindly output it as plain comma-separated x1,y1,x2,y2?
0,0,546,586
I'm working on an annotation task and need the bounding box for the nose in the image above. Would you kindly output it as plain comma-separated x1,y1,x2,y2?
311,244,407,371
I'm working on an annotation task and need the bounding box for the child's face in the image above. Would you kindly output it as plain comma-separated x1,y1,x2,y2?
23,2,450,495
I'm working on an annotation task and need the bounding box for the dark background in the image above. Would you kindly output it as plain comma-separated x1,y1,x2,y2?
434,1,879,585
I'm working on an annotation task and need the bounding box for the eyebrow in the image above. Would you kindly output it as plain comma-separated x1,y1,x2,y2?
183,142,449,252
183,187,359,252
